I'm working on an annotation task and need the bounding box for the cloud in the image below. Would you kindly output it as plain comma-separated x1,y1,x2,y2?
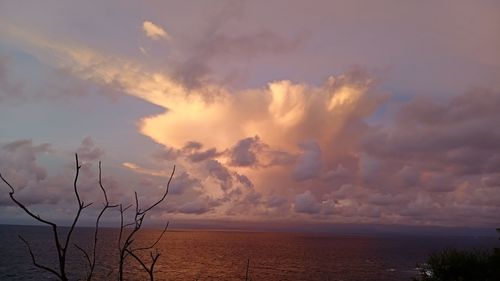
169,171,200,195
205,160,233,192
293,190,321,214
142,21,169,40
0,55,24,103
363,89,500,179
173,30,304,87
13,34,384,219
3,22,500,227
187,148,219,163
0,139,51,188
122,162,172,177
292,141,322,181
165,2,305,88
228,136,261,167
266,195,288,209
0,139,89,208
177,197,216,214
76,137,104,161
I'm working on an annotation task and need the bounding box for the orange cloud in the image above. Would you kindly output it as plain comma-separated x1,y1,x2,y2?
0,24,390,222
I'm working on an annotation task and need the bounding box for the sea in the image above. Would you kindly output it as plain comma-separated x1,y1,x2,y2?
0,225,497,281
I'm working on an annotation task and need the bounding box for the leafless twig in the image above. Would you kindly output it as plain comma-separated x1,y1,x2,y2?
1,154,175,281
75,161,119,281
117,166,175,281
0,154,89,281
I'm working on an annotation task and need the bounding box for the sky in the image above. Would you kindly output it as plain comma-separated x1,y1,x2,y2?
0,0,499,231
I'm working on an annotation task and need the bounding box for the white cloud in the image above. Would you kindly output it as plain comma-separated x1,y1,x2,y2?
142,21,169,40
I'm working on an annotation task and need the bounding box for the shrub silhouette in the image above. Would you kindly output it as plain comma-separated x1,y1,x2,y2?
414,229,500,281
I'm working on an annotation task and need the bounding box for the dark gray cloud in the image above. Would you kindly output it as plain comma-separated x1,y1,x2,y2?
76,137,105,161
183,141,203,151
0,140,88,210
228,136,261,167
235,174,253,189
205,160,233,192
170,2,304,88
187,148,219,163
293,190,321,214
0,139,51,188
227,136,295,168
266,195,288,209
292,141,322,181
169,171,200,195
153,141,221,163
178,201,210,214
364,89,500,175
74,137,105,178
152,147,179,161
176,196,219,214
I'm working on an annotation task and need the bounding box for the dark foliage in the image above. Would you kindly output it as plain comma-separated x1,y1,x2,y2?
414,229,500,281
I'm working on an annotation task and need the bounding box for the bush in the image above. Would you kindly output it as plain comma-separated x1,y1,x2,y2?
414,248,500,281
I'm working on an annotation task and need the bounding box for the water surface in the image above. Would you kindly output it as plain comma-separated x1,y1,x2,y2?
0,225,496,280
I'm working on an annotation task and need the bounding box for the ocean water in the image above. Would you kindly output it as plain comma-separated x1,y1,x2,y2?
0,225,496,281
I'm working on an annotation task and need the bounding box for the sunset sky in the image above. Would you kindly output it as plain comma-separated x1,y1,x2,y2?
0,0,499,230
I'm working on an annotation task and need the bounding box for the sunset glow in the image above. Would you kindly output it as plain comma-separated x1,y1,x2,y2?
1,0,499,231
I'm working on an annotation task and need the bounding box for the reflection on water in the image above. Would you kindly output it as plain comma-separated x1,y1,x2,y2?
0,225,496,281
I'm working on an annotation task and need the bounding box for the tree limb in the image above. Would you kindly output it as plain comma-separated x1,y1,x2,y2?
19,235,62,279
137,166,175,215
118,166,175,281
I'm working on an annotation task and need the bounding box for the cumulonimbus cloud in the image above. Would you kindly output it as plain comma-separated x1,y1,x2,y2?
3,23,500,227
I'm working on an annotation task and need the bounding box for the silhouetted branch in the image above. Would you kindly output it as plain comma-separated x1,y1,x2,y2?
138,166,175,215
1,155,175,281
0,174,60,228
118,165,175,281
132,222,169,252
74,243,92,271
63,155,90,252
0,155,88,281
78,161,119,281
19,235,62,279
126,249,160,281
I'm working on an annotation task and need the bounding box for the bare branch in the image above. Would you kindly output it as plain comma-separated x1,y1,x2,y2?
73,154,83,205
118,166,174,281
63,154,87,260
1,171,64,280
82,161,118,281
122,222,135,228
138,166,175,215
0,172,15,193
74,243,91,271
3,156,175,281
125,249,160,281
125,249,148,271
0,174,57,227
19,235,62,279
135,191,140,214
132,222,169,252
82,202,93,209
98,162,109,202
118,204,126,251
